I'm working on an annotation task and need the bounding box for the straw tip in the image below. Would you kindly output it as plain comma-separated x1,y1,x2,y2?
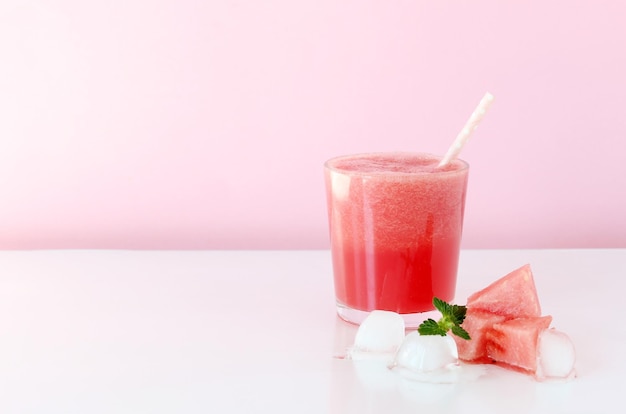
484,92,495,101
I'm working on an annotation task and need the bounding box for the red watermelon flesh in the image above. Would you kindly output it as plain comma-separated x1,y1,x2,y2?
486,315,553,373
454,308,508,363
467,264,541,319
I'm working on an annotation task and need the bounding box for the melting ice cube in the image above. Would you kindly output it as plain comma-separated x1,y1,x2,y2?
347,310,405,360
535,328,576,381
391,332,461,383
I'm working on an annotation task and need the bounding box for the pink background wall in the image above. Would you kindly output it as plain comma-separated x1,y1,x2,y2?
1,1,625,250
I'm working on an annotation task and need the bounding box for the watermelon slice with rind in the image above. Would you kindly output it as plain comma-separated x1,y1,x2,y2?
486,315,553,373
467,264,541,318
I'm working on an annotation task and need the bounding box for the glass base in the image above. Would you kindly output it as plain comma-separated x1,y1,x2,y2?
336,303,441,329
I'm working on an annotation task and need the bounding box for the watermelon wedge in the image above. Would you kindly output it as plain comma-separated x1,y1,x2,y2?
454,264,576,380
486,315,553,373
466,264,541,318
454,308,507,362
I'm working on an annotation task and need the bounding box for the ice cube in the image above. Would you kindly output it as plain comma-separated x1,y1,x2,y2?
391,332,460,383
347,310,405,360
394,332,459,371
535,328,576,381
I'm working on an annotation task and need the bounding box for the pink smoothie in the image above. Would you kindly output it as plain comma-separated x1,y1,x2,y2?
324,153,469,317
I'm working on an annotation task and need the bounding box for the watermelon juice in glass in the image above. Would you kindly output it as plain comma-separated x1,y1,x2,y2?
324,152,469,327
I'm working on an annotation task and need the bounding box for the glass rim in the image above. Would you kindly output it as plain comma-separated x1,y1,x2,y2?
324,152,469,177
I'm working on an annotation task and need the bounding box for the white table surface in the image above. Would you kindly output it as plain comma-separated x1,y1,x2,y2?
0,249,623,413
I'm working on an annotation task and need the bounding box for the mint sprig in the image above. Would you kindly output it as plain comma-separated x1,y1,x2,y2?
417,297,471,340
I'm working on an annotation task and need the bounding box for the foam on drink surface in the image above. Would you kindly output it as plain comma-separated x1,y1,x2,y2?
327,153,463,175
326,153,468,249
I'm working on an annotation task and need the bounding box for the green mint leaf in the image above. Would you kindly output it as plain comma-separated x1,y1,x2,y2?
432,297,452,317
433,297,450,316
451,324,471,340
417,318,448,336
417,297,471,341
451,303,467,325
434,297,467,325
